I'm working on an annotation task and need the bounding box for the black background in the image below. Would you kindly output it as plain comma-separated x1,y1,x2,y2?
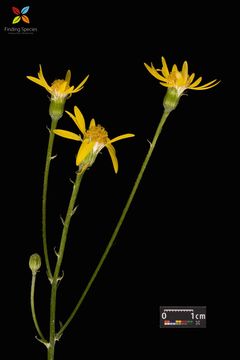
1,0,235,359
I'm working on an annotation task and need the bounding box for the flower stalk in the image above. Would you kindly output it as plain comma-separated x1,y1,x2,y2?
42,118,58,281
29,254,47,343
48,169,85,360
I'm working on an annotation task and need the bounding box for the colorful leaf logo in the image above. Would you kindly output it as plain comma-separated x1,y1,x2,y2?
12,6,30,24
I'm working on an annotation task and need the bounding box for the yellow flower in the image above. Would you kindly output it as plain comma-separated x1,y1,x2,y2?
26,65,89,101
144,56,220,97
27,65,89,121
53,106,135,173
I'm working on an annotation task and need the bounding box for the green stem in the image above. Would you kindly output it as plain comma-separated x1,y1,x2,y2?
47,171,85,360
57,109,171,338
30,273,47,342
42,118,58,281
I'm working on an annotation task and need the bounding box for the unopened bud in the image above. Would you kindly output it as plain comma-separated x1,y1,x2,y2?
29,253,41,274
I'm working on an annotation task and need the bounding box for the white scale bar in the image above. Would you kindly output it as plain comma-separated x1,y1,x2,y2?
164,309,194,312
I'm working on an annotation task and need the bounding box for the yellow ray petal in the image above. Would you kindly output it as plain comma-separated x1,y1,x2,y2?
89,118,96,128
38,65,51,92
76,140,94,166
182,61,188,82
38,64,44,81
188,76,202,88
74,106,86,134
26,76,46,87
65,85,75,95
193,79,220,89
106,143,118,173
65,110,84,135
188,72,195,85
144,63,167,82
108,133,135,144
161,57,169,77
53,129,81,141
159,82,171,88
72,74,90,92
191,80,221,90
172,64,178,73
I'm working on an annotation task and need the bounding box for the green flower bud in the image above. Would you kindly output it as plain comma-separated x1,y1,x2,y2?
29,253,41,274
163,87,180,113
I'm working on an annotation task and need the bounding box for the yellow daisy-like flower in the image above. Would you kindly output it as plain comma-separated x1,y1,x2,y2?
144,56,220,97
53,106,135,173
27,65,89,121
26,65,89,101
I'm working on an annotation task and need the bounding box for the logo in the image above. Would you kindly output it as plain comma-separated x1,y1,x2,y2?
12,6,30,24
3,4,38,35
